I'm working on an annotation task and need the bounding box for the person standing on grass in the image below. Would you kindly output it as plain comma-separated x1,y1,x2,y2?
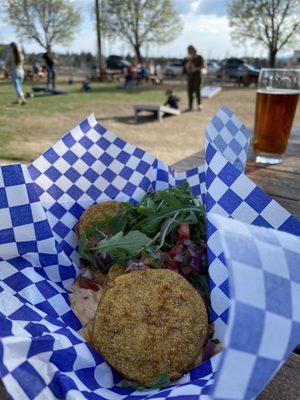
43,45,56,90
5,42,26,105
184,45,204,111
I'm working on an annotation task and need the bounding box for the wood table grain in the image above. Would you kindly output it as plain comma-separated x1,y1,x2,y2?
173,126,300,219
173,125,300,400
0,128,299,400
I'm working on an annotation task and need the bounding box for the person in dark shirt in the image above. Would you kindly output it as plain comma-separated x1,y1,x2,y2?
139,64,148,81
81,79,92,92
183,45,204,111
164,89,179,109
43,45,56,90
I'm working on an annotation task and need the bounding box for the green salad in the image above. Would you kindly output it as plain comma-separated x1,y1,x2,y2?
79,182,209,302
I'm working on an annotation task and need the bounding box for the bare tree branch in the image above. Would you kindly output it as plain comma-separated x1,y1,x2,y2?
4,0,81,49
228,0,300,67
101,0,183,61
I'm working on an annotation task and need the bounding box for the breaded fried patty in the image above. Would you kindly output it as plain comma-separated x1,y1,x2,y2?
92,269,208,384
107,263,127,281
77,201,121,242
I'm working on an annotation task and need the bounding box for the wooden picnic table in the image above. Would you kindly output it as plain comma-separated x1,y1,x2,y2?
173,126,300,219
173,125,300,400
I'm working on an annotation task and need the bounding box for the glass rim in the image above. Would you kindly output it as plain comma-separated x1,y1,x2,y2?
260,68,300,73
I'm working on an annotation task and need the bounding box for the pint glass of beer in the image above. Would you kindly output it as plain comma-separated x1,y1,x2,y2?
253,69,299,164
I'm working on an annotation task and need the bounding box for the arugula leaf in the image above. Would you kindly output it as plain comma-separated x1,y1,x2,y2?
134,205,203,235
142,246,165,268
84,220,107,239
183,249,192,266
121,372,170,391
78,232,93,263
139,371,170,390
120,379,139,390
107,209,130,235
157,212,179,250
135,205,155,216
90,231,153,259
154,190,182,207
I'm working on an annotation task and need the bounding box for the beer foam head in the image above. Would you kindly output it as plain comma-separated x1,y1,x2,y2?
258,88,300,94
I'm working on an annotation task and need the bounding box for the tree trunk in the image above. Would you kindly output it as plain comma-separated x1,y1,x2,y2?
269,48,277,68
134,44,143,63
95,0,103,79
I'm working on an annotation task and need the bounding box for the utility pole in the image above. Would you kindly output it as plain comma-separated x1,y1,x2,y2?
95,0,102,79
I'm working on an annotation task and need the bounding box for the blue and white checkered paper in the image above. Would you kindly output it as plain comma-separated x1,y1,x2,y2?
205,107,299,340
209,214,300,400
0,107,299,400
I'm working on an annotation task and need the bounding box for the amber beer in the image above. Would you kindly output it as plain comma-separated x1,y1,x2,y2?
254,89,299,155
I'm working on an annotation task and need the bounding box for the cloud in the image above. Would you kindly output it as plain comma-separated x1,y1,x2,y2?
197,0,227,16
0,0,270,59
68,0,91,6
173,0,227,16
157,14,236,58
173,0,192,14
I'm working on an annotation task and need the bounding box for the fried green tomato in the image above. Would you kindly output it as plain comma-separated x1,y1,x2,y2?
77,201,122,244
92,269,208,385
107,263,127,282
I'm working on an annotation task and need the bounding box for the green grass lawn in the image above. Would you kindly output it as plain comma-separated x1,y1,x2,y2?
0,80,179,160
1,79,299,165
0,80,171,113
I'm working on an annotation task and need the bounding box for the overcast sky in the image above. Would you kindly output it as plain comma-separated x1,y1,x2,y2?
0,0,294,59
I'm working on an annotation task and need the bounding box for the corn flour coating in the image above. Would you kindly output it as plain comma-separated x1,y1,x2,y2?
92,269,208,384
77,201,121,243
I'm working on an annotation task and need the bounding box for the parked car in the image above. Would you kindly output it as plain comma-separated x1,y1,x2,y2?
242,64,260,85
206,61,220,75
106,56,130,71
216,60,259,86
163,61,183,77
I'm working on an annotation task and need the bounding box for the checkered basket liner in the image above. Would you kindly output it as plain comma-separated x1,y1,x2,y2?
0,107,299,399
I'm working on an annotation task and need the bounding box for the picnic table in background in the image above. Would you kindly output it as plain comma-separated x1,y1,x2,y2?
91,70,123,82
148,74,164,85
133,104,181,122
173,125,300,400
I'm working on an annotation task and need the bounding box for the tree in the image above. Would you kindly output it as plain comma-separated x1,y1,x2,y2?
228,0,300,67
95,0,104,77
4,0,81,50
0,44,5,60
101,0,183,62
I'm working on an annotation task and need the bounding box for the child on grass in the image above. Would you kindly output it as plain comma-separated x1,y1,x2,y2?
164,89,179,109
